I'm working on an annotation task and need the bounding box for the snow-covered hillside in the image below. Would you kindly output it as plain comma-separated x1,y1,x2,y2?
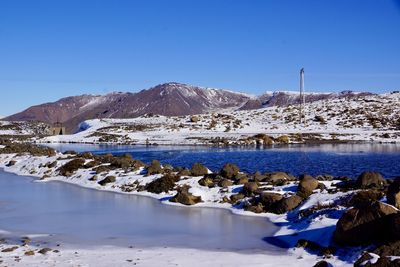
41,92,400,145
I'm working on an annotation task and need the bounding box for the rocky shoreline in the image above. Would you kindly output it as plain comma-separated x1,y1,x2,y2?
1,143,400,266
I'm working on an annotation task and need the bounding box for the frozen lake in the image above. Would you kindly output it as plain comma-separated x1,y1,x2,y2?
0,170,280,252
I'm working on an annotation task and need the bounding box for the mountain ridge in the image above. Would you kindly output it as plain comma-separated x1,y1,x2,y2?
4,82,374,133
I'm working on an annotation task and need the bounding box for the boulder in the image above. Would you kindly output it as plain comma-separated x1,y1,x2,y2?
218,179,233,188
244,202,264,213
356,171,386,189
334,201,398,246
98,176,116,186
170,186,202,205
387,177,400,209
241,182,258,196
313,261,329,267
297,174,319,198
389,213,400,239
58,158,86,176
354,253,400,267
260,192,283,211
373,240,400,257
110,155,144,170
145,174,180,194
177,168,191,177
236,177,249,185
266,172,293,186
146,160,163,175
230,193,245,204
220,163,240,180
92,165,111,174
272,195,303,214
253,171,267,182
190,163,208,176
6,160,16,167
198,177,215,187
348,190,384,207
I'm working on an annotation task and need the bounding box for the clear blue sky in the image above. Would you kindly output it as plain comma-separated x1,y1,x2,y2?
1,0,400,116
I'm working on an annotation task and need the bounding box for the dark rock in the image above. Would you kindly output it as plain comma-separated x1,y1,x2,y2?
253,171,267,182
220,163,240,180
46,161,57,168
146,160,163,175
58,158,86,176
334,201,398,246
260,192,283,210
236,177,249,185
313,260,329,267
297,174,319,198
244,202,264,213
354,252,374,267
218,178,233,188
389,213,400,239
387,177,400,209
170,185,202,205
92,165,111,174
1,246,19,252
79,152,94,159
230,193,245,204
348,190,384,207
6,160,16,167
145,174,180,194
356,171,386,189
373,240,400,257
110,155,144,170
266,172,293,186
272,195,303,214
198,177,215,187
84,160,99,169
38,248,52,254
190,163,208,176
177,168,191,177
241,182,258,196
98,176,116,186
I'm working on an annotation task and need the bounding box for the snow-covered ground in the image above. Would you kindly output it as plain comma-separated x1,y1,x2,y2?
0,151,363,266
0,121,50,136
41,92,400,145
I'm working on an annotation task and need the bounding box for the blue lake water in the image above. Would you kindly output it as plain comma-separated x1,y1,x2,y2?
45,143,400,179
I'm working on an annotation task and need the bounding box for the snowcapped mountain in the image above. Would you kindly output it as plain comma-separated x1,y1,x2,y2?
4,81,377,133
5,82,251,132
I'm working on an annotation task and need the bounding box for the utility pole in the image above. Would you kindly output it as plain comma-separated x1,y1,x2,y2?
299,68,306,125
